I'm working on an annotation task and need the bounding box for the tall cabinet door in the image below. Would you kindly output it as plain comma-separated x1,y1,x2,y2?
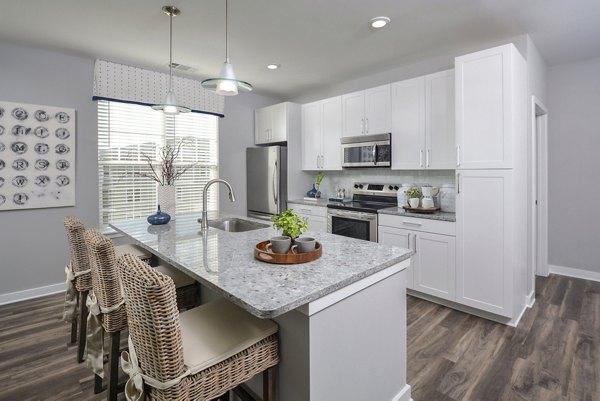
271,102,288,142
456,170,513,317
414,232,456,301
255,106,272,144
321,96,342,170
426,70,455,169
342,91,365,137
378,226,414,289
455,44,514,169
364,84,392,135
391,77,425,169
301,102,321,170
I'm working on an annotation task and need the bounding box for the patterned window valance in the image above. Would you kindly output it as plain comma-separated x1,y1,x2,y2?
92,59,225,117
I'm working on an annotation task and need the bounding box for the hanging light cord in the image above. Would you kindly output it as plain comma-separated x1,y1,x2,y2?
169,9,174,91
225,0,229,63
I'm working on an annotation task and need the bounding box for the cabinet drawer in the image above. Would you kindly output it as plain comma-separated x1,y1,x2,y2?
379,214,455,236
288,203,327,218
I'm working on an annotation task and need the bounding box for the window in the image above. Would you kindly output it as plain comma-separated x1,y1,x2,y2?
98,100,219,228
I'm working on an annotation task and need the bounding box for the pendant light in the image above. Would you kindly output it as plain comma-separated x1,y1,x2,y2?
152,5,191,114
201,0,252,96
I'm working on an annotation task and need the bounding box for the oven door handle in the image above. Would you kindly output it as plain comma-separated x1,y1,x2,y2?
372,144,377,166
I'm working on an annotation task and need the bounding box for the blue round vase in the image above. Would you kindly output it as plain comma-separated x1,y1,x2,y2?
306,184,318,198
147,205,171,225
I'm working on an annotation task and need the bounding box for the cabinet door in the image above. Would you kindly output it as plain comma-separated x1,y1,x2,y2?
426,70,455,169
364,84,392,135
321,96,342,170
414,232,456,301
301,102,321,170
342,91,365,137
455,170,512,317
378,226,414,289
255,106,272,144
307,216,327,233
271,102,288,142
455,45,514,169
391,77,425,170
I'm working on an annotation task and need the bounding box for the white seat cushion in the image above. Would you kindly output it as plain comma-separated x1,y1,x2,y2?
155,264,196,288
115,243,152,260
179,298,278,373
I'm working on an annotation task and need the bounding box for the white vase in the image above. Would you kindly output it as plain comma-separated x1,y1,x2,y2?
409,198,420,208
157,185,176,220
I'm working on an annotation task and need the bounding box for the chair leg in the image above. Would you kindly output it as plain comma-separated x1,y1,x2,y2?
77,290,89,363
94,373,103,394
107,330,121,401
69,291,79,344
263,367,276,401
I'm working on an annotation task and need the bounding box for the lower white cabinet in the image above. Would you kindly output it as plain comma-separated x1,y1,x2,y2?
288,203,327,233
378,216,456,301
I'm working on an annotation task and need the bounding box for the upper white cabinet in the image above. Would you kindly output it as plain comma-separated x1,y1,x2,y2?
255,102,299,145
342,84,391,137
301,96,342,170
455,44,526,169
391,70,455,170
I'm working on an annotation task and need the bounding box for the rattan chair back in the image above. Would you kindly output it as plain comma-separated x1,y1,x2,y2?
118,253,188,400
85,229,127,333
63,215,92,292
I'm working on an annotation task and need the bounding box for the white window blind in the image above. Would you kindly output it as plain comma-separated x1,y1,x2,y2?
98,100,219,227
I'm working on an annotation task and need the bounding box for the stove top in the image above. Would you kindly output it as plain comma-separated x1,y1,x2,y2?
327,183,399,213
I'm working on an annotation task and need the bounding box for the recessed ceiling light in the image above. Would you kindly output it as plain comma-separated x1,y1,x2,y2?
370,16,391,29
267,64,280,70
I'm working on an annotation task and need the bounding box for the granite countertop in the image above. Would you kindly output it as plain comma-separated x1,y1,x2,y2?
379,207,456,222
111,213,411,319
287,198,331,207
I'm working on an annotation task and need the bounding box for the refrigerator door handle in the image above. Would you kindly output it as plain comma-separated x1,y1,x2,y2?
272,160,278,205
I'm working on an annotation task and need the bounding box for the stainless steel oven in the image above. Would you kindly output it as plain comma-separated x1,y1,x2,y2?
341,133,391,168
327,208,378,242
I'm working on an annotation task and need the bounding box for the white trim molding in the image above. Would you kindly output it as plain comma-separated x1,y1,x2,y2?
549,264,600,282
0,282,65,306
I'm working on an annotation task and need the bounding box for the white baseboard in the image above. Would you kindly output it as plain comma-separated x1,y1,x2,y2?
391,384,412,401
549,264,600,283
526,291,535,308
0,282,65,306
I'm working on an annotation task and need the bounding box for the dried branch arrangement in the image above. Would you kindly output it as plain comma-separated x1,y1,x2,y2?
136,139,197,186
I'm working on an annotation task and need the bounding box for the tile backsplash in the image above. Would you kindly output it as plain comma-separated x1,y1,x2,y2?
302,169,457,212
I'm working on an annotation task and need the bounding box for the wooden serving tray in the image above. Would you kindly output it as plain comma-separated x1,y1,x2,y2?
402,205,441,214
254,240,322,264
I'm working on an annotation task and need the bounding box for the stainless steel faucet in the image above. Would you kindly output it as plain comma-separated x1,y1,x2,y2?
201,179,236,231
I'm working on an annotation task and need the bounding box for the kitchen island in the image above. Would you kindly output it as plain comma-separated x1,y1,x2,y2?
111,213,413,401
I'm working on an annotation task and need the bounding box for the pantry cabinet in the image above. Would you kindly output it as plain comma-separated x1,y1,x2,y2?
391,70,455,170
301,96,342,170
255,102,300,145
342,84,391,137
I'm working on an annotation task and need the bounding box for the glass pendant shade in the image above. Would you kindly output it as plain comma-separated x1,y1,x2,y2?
151,90,190,114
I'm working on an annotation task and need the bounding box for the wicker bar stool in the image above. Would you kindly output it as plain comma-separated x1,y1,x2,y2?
118,254,280,401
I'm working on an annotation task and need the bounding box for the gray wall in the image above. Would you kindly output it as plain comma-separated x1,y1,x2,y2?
0,42,98,298
547,56,600,273
218,92,282,215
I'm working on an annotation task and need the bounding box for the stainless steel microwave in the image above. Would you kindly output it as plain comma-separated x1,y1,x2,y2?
341,133,391,168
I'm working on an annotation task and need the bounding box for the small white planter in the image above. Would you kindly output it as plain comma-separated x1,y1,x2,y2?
157,185,176,220
409,198,420,208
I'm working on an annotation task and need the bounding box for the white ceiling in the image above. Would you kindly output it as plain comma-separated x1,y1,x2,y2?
1,0,599,98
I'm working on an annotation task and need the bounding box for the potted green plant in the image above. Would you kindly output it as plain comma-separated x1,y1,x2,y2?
315,171,325,198
271,209,308,240
405,187,422,208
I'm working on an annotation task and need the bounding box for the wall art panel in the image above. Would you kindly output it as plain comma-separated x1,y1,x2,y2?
0,101,76,210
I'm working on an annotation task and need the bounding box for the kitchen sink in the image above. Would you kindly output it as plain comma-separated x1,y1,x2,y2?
203,217,269,232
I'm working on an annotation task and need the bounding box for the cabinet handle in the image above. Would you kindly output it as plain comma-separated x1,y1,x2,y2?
414,234,418,254
365,118,369,134
300,208,312,213
456,145,461,167
426,149,430,168
457,173,461,194
419,149,424,168
321,155,324,169
402,221,422,227
361,118,365,134
407,233,412,251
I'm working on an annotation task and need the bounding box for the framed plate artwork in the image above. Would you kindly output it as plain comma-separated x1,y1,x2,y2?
0,100,76,210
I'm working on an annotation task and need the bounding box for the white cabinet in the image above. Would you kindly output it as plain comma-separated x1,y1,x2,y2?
455,44,525,169
378,215,456,301
455,170,513,317
288,202,327,233
301,96,342,170
391,70,454,170
342,84,391,137
255,102,299,145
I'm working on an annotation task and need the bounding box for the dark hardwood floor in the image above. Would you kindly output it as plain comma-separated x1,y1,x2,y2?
0,274,598,401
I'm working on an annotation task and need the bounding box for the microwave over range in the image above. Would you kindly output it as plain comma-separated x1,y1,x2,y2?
341,133,391,168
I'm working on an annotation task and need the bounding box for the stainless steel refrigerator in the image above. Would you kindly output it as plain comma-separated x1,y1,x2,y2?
246,146,288,220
